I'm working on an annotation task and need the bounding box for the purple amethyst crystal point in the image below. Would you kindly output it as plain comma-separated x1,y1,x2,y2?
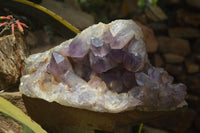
147,67,174,84
127,39,146,56
135,66,173,87
122,71,137,89
67,30,91,58
135,71,156,87
109,20,142,49
173,83,187,102
109,49,125,63
91,37,103,47
89,52,117,73
135,66,187,108
123,53,143,72
90,23,111,57
90,37,110,57
47,51,73,81
123,39,147,72
61,70,87,87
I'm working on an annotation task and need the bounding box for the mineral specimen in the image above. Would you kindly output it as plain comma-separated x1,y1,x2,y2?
20,20,187,113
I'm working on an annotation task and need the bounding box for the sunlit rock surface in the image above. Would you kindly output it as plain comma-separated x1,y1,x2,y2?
20,20,187,113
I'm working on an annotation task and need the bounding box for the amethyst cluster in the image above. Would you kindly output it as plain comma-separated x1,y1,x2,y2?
20,20,187,112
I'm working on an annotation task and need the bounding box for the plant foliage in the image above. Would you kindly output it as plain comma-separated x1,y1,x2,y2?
0,97,47,133
138,0,159,9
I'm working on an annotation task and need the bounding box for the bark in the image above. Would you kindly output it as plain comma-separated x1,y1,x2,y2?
0,34,28,91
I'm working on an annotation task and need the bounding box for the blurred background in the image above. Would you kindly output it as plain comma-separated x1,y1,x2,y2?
0,0,200,132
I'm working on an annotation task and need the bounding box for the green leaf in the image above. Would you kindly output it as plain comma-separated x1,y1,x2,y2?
23,124,34,133
137,0,159,9
152,0,158,6
0,96,47,133
137,0,146,9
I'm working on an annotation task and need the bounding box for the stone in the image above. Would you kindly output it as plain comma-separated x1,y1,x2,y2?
149,109,196,133
186,74,200,94
177,9,200,27
19,20,187,132
193,39,200,53
153,54,164,67
142,125,169,133
177,75,187,85
0,34,27,91
168,28,200,39
185,61,199,74
132,13,148,25
145,6,168,22
157,36,191,56
186,94,200,110
195,110,200,131
23,95,184,133
136,22,158,53
186,0,200,9
165,64,183,76
149,22,168,35
113,125,133,133
163,53,184,63
20,20,187,111
195,54,200,63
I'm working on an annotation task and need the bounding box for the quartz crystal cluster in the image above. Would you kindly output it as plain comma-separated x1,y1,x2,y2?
20,20,187,113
